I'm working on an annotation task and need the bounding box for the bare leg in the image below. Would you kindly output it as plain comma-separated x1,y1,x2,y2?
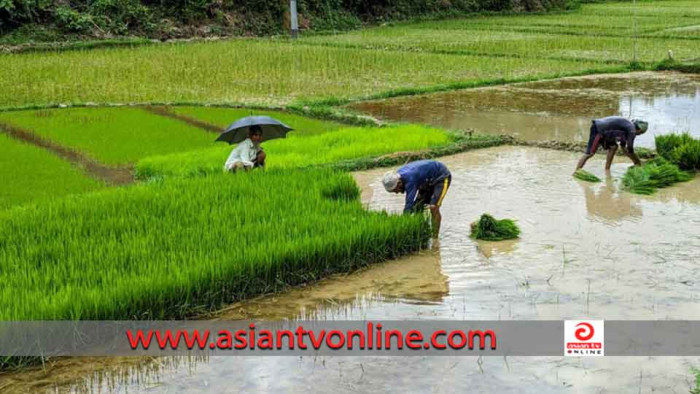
576,154,594,171
429,205,441,238
256,151,266,169
605,146,618,171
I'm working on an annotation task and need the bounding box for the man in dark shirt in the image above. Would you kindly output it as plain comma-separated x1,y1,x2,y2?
575,116,648,172
382,160,452,238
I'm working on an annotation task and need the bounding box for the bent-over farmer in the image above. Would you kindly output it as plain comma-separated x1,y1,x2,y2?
224,125,266,172
382,160,452,237
576,116,648,172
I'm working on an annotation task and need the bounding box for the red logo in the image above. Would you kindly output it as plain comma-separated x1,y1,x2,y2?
574,322,594,341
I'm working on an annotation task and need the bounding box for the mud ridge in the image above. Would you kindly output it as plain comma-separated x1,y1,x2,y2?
0,122,133,185
503,135,656,159
142,105,222,133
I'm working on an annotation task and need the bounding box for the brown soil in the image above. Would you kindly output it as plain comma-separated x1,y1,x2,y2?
0,122,133,185
142,105,221,133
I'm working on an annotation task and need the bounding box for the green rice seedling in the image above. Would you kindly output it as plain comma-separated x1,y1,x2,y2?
0,133,102,209
0,107,215,166
135,124,452,179
655,133,693,159
321,175,361,201
170,107,344,136
573,169,601,183
670,141,700,171
0,168,430,322
622,158,692,195
470,214,520,241
655,133,700,171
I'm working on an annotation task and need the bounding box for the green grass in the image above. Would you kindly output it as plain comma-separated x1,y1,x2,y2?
0,133,102,209
622,158,692,195
136,124,453,179
0,168,430,321
655,132,700,171
573,169,602,183
169,106,345,136
0,107,215,166
692,368,700,394
470,214,520,241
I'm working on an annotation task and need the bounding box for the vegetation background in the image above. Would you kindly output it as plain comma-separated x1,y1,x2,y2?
1,0,579,43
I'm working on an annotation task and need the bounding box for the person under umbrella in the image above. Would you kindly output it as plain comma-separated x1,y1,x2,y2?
218,116,293,172
224,125,266,172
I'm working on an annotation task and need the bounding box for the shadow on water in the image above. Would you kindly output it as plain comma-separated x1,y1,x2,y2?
1,146,699,393
348,72,700,149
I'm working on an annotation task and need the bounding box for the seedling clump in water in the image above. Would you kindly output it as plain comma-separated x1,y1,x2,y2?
655,133,700,171
622,158,692,195
573,169,601,183
470,214,520,241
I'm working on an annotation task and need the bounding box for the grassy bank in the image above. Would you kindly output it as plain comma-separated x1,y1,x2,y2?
0,169,429,322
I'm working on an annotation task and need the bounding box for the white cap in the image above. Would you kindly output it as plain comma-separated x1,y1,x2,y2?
382,171,400,192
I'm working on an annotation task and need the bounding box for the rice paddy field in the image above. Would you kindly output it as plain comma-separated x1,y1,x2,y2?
168,106,345,135
0,107,220,166
1,0,700,390
136,124,453,179
0,169,428,321
0,133,102,209
2,2,698,108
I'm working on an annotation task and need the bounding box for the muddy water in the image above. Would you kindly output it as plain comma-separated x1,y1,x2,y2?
348,72,700,148
1,146,699,393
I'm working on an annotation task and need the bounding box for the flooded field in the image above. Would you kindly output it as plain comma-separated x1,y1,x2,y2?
348,72,700,148
2,146,698,393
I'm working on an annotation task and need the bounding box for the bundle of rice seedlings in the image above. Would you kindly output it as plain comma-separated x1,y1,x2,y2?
655,133,700,171
669,141,700,171
470,214,520,241
573,169,601,183
622,158,692,195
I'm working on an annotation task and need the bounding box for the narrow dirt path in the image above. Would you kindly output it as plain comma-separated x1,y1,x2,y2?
0,122,133,185
142,106,222,133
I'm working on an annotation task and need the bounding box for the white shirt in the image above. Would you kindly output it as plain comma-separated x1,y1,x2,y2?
224,138,260,170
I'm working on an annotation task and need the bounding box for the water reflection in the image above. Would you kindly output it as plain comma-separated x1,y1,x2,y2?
580,174,642,224
348,72,700,148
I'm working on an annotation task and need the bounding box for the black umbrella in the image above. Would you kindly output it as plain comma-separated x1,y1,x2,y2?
215,116,293,145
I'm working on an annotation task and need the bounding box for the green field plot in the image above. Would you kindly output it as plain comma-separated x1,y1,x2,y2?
170,106,344,135
0,107,215,166
0,169,429,320
0,133,102,209
406,13,690,37
302,22,698,63
582,1,700,19
136,124,453,179
0,40,610,108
